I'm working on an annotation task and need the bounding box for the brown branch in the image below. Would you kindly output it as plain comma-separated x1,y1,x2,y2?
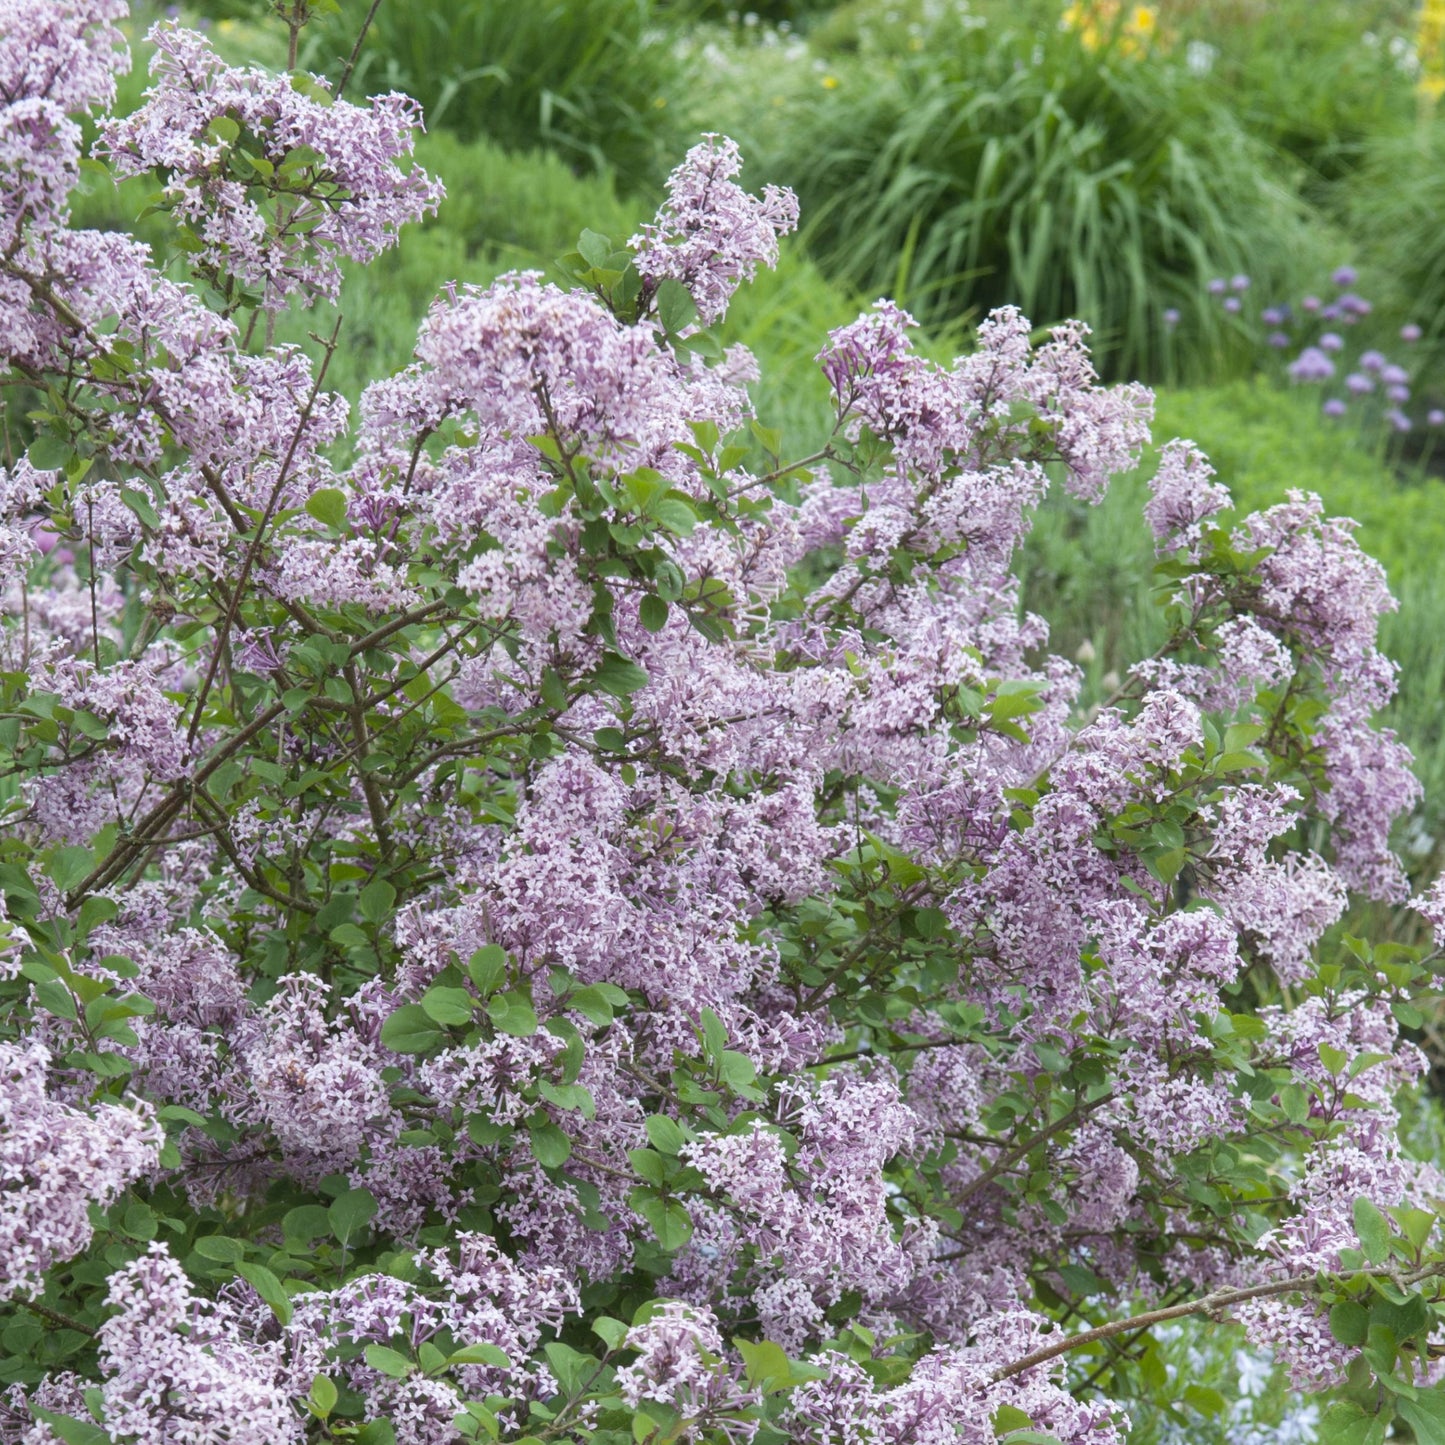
336,0,385,99
22,1300,96,1337
993,1263,1445,1382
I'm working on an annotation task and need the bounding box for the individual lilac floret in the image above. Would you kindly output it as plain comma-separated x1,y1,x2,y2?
1223,296,1242,313
1381,363,1409,386
1267,331,1290,348
0,1041,161,1299
1338,293,1372,317
1230,273,1250,291
1360,350,1387,372
1345,372,1374,395
1301,295,1321,312
1162,307,1180,327
1401,322,1423,343
97,22,443,308
1288,347,1335,382
1429,408,1445,426
1331,265,1358,287
630,134,799,327
1322,398,1347,417
1143,438,1230,558
1387,384,1411,403
1318,332,1343,353
1385,408,1411,432
1320,303,1342,321
1207,277,1227,295
1261,307,1285,326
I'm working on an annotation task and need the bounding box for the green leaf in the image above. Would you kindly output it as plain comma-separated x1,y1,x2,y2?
359,877,396,925
569,983,622,1026
578,229,612,268
354,1422,397,1445
447,1342,510,1368
1329,1300,1369,1346
47,846,94,894
364,1344,413,1379
912,907,947,940
1398,1394,1445,1445
639,595,669,633
1353,1196,1391,1264
1278,1083,1310,1125
328,1187,377,1245
305,488,348,528
638,1194,692,1250
645,1115,685,1155
193,1235,246,1263
381,1004,445,1054
488,989,538,1037
656,277,699,335
1318,1402,1382,1445
467,945,508,996
236,1261,292,1325
420,986,475,1027
592,651,649,698
27,436,72,471
283,1205,331,1244
735,1337,792,1392
529,1119,572,1169
308,1374,338,1418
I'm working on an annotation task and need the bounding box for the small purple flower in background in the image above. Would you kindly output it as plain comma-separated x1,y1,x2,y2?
1289,347,1336,382
1381,363,1409,386
1162,307,1181,327
1261,307,1286,326
1322,398,1347,417
1320,304,1343,322
1346,373,1374,395
1339,294,1372,317
1385,407,1411,431
1429,409,1445,426
1268,331,1291,349
1331,265,1358,288
1207,277,1228,296
1319,333,1344,353
1387,384,1411,403
1402,323,1423,343
1230,274,1251,291
1224,296,1242,313
1302,295,1321,312
1360,350,1387,372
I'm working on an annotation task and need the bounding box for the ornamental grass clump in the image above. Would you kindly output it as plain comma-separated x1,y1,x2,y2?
2,4,1445,1444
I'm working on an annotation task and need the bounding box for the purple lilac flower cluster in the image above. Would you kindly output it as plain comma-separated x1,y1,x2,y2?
0,3,1442,1442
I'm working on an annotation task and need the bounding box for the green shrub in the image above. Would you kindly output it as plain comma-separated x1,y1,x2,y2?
729,0,1329,381
1158,0,1417,191
304,0,699,191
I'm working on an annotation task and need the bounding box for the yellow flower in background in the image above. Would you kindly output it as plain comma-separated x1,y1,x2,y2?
1420,0,1445,103
1061,0,1158,57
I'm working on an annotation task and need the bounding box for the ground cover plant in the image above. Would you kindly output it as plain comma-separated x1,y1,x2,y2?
5,7,1445,1445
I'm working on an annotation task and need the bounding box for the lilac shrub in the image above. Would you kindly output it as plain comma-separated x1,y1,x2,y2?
1,4,1445,1444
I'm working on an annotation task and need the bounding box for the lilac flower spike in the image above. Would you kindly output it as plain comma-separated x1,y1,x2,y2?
97,22,443,307
630,134,799,327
